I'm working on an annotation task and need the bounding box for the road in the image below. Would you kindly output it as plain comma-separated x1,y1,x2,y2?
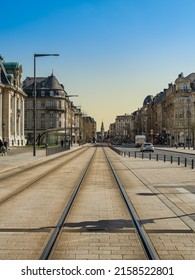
114,145,195,167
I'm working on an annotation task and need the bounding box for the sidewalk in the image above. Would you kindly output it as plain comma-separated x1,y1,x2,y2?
114,149,195,259
0,144,83,173
156,146,195,155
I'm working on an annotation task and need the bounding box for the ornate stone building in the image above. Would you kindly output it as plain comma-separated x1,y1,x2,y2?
23,73,77,144
110,72,195,147
131,72,195,146
0,55,26,146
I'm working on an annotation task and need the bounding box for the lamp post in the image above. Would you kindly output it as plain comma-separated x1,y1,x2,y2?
33,53,59,156
187,97,191,149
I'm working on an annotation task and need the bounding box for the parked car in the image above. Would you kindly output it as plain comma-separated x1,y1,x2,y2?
140,142,154,152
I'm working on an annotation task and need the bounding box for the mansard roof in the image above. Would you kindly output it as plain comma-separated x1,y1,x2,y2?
0,60,11,85
42,74,64,90
186,73,195,82
3,62,21,70
23,74,64,91
143,95,153,106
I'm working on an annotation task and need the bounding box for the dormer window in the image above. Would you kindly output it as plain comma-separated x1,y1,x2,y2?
42,82,45,87
50,90,54,96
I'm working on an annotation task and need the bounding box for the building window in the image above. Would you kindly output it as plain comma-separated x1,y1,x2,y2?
183,85,188,92
50,112,54,118
41,121,45,128
41,112,45,118
50,121,54,128
41,90,45,97
41,102,45,108
50,90,54,96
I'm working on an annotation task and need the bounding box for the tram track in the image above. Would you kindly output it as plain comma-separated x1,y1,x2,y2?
0,146,90,206
39,147,157,260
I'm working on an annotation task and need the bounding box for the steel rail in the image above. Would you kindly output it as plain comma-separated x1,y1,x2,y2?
103,148,157,260
39,148,97,260
0,146,88,182
0,147,89,206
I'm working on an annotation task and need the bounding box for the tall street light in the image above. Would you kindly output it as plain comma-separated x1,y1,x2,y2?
33,53,59,156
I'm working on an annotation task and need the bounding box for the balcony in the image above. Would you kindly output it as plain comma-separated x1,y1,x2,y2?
45,105,65,111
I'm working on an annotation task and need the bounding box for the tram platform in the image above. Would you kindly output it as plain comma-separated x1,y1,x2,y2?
0,144,83,173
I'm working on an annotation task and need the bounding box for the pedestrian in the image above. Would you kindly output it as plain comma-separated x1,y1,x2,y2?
60,139,64,147
0,139,5,156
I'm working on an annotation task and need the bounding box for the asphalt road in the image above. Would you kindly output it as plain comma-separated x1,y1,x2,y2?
114,145,195,167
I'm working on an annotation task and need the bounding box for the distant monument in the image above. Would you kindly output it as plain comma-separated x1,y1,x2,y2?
101,121,105,141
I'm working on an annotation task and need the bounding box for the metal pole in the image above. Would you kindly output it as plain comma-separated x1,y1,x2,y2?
33,55,36,156
64,104,67,148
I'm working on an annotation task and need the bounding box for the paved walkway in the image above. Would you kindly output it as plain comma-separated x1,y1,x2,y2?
115,148,195,259
0,144,82,173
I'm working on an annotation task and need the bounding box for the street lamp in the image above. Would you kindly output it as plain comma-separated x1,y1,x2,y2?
33,53,59,156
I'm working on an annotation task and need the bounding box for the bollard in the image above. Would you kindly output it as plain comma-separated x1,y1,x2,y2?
164,155,166,162
178,157,180,165
149,153,151,160
129,151,130,157
135,151,136,158
192,159,194,169
142,152,144,159
156,154,158,161
170,155,173,164
185,158,187,167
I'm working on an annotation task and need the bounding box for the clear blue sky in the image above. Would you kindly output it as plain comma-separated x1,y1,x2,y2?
1,0,195,130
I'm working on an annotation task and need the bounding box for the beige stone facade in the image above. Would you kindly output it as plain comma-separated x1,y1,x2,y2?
0,56,26,146
23,74,96,145
133,73,195,146
110,114,132,144
110,72,195,147
82,116,96,143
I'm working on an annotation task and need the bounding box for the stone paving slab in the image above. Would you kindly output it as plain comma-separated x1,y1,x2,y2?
50,148,147,260
0,232,49,259
106,148,195,259
0,144,84,173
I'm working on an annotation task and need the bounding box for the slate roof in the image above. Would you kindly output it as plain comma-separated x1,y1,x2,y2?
23,74,64,91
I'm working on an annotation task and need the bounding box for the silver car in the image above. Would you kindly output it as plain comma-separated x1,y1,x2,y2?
140,142,154,152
